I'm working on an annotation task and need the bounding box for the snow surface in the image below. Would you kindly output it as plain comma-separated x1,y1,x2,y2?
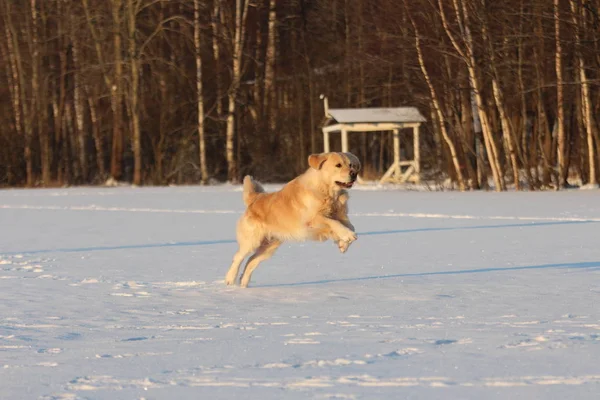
1,185,599,399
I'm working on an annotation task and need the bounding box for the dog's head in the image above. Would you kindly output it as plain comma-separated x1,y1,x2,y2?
308,152,361,190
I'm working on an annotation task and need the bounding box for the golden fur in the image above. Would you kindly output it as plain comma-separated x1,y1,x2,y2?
225,152,361,287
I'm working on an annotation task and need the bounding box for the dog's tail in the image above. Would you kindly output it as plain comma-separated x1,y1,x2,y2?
242,175,265,206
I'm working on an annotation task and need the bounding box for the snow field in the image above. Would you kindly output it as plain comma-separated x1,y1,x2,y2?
1,186,599,399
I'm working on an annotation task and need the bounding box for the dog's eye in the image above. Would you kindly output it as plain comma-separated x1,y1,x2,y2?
336,163,342,168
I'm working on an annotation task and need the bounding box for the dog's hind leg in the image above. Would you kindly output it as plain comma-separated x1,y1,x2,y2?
239,239,281,288
225,215,264,285
225,243,253,286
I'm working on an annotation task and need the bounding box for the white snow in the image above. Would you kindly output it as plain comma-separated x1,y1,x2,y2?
1,186,599,399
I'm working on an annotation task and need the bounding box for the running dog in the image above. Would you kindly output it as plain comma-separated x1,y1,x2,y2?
225,152,361,287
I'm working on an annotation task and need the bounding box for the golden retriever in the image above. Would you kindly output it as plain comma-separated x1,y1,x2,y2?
225,152,361,288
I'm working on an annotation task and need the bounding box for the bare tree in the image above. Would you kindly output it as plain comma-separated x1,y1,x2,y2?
438,0,505,190
1,0,600,189
3,0,34,186
407,3,466,190
195,0,208,184
570,0,597,186
554,0,567,187
82,0,125,181
212,0,224,119
72,21,88,182
110,0,125,181
264,0,277,133
126,0,142,185
480,0,520,189
86,86,106,179
225,0,250,183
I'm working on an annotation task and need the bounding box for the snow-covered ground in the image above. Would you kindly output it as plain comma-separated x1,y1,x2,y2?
1,185,599,399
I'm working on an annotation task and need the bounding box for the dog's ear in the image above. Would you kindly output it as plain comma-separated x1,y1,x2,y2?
308,153,328,170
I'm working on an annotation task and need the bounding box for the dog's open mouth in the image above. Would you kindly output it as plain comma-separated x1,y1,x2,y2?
335,181,354,189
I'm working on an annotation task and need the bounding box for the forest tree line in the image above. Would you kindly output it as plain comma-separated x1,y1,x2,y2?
1,0,599,190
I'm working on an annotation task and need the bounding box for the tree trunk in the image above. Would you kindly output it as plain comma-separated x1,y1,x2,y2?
409,9,466,190
291,29,305,172
517,0,535,189
65,105,78,180
194,0,208,184
87,87,105,179
32,0,50,185
438,0,505,190
253,3,263,127
533,3,554,188
463,11,504,191
226,0,250,183
81,0,115,182
4,0,34,186
570,0,597,185
57,1,69,184
72,33,88,182
2,20,24,182
127,0,142,185
554,0,567,187
212,0,224,118
296,77,305,172
308,72,316,155
358,0,367,163
264,0,277,133
458,68,478,189
481,1,520,189
111,0,124,181
344,0,352,106
301,31,316,155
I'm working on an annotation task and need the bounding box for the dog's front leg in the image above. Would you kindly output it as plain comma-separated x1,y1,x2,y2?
312,214,357,245
332,192,356,253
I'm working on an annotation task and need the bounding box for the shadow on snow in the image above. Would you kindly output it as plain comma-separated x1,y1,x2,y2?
255,261,600,288
1,219,595,256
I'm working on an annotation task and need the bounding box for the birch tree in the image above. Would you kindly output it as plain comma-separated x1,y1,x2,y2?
570,0,597,185
72,21,88,182
264,0,277,133
194,0,208,184
407,4,466,191
480,0,520,189
3,0,34,186
211,0,224,118
1,0,600,189
554,0,567,187
82,0,124,181
126,0,142,185
438,0,505,191
225,0,250,183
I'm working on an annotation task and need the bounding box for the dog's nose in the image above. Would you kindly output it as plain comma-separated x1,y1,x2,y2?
350,171,357,180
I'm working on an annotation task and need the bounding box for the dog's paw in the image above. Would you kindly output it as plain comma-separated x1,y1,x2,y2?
339,229,357,244
239,277,251,288
337,240,351,253
224,273,237,286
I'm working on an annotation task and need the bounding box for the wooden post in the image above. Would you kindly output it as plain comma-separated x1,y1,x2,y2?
341,129,348,153
414,124,421,183
320,94,329,117
398,129,402,163
393,128,400,177
323,130,330,153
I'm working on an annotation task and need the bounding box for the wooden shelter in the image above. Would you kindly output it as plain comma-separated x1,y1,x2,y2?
320,96,426,184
